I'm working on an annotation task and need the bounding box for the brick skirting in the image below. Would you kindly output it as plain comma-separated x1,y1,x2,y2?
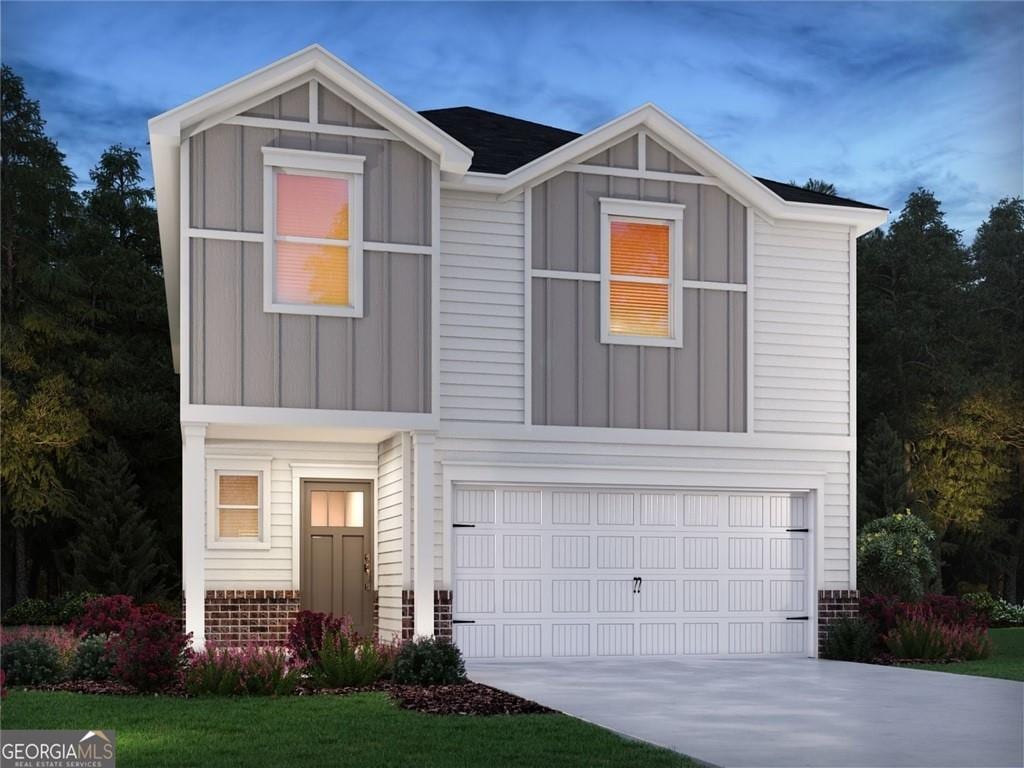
205,590,300,646
398,589,453,641
818,589,859,651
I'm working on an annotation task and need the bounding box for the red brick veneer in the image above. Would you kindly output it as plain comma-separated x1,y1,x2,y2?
205,590,300,646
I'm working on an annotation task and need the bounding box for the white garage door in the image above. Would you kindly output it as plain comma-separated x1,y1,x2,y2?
451,485,813,660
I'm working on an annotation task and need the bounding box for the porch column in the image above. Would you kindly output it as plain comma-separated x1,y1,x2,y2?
412,431,436,637
182,422,207,649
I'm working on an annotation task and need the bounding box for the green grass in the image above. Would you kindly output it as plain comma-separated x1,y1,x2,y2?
0,691,693,768
905,627,1024,681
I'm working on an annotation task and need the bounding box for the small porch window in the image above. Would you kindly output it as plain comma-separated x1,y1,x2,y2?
206,458,272,550
600,198,685,347
262,147,365,317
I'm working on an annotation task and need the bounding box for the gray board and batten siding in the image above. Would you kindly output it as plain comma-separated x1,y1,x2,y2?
531,134,748,431
188,83,433,412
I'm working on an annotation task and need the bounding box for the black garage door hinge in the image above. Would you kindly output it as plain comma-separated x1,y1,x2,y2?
786,528,810,532
452,523,476,528
452,619,475,624
786,616,810,621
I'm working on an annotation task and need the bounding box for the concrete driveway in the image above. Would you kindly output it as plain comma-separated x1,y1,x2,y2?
469,657,1024,768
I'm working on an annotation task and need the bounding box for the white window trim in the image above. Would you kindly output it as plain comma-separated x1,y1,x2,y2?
599,197,685,348
262,147,365,318
206,457,273,550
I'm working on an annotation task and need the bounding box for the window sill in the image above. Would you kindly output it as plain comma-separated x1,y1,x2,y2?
601,334,684,349
265,301,364,319
206,539,273,551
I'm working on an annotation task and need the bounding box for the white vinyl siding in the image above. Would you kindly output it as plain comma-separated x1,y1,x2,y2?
377,434,410,641
753,217,851,435
440,191,526,423
204,440,378,588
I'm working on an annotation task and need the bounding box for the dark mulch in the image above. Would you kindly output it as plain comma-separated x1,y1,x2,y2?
28,679,552,716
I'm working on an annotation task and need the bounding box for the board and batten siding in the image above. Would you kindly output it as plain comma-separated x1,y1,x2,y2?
432,437,853,589
752,217,851,435
186,79,432,412
530,157,747,431
377,433,409,641
439,191,526,423
203,440,378,589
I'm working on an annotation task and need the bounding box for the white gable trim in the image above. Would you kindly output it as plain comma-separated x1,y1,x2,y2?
440,105,888,237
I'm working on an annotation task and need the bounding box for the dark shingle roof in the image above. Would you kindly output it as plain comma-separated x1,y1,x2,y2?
419,106,884,210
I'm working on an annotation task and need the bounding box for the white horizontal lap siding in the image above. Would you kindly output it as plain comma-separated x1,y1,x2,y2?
439,191,526,423
377,434,406,641
204,440,378,589
435,436,852,590
753,218,851,435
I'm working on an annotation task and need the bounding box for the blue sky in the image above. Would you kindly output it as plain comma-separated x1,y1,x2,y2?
2,1,1021,237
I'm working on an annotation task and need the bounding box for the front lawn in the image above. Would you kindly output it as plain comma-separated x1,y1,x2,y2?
905,627,1024,681
0,691,693,768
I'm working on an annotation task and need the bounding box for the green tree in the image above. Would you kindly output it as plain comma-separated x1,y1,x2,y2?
63,442,169,601
0,65,91,601
803,178,837,196
858,415,910,527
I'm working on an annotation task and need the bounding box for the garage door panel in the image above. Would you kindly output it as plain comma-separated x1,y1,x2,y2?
452,485,812,660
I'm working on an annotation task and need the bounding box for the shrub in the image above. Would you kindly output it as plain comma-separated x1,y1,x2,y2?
109,609,191,691
240,646,301,696
184,647,243,696
1,669,6,698
185,646,300,696
392,637,465,686
313,629,392,688
69,634,114,681
860,594,986,641
2,598,56,626
1,637,65,684
71,595,136,637
963,592,1024,627
54,592,100,625
822,617,877,662
884,617,992,661
286,610,348,663
857,512,937,601
2,625,79,669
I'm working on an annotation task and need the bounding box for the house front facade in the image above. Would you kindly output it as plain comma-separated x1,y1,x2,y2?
150,45,887,658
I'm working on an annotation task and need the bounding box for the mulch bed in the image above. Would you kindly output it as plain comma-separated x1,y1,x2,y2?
29,679,552,716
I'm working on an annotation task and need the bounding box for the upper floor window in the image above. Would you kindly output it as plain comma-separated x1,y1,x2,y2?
599,198,685,347
262,147,365,317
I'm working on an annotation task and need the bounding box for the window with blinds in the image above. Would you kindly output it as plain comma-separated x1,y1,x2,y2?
600,198,685,347
273,173,351,307
216,472,260,539
262,147,365,318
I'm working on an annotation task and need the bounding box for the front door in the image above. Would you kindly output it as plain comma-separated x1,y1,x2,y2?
300,480,374,636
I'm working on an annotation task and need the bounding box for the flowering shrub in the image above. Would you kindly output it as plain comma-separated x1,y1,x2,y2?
71,595,136,637
109,609,191,692
857,512,938,600
963,592,1024,627
185,646,299,696
860,593,986,640
392,637,465,685
54,592,101,624
2,598,57,626
286,610,349,662
884,617,991,661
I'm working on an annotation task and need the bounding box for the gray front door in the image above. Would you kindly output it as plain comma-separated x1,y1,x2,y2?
300,480,374,636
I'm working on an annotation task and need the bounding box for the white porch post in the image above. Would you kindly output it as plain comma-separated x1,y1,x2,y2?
181,422,207,649
412,431,436,637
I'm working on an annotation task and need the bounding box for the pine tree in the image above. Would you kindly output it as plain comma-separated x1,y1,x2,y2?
858,416,909,527
64,443,168,601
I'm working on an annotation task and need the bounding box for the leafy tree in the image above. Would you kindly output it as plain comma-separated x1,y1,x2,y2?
858,415,910,527
63,443,169,601
0,66,91,601
858,512,938,600
804,178,837,196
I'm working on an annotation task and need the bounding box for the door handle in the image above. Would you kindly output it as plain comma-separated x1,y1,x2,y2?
363,552,372,591
632,576,643,594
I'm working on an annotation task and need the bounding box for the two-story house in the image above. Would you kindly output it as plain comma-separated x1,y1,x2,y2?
150,45,887,658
